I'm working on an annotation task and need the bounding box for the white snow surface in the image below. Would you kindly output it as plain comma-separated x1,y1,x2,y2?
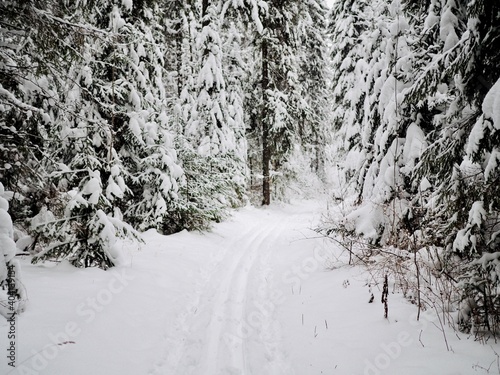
1,200,497,375
483,78,500,129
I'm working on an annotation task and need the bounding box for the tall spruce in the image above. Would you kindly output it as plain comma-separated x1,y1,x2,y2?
249,0,329,204
297,0,330,179
329,0,500,333
412,0,500,332
166,0,248,232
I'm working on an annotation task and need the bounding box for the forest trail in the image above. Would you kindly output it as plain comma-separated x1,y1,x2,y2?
144,200,495,375
149,204,318,375
4,200,496,375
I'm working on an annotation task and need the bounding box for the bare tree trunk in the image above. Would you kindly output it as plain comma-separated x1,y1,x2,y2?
261,34,271,206
202,0,209,25
175,12,183,96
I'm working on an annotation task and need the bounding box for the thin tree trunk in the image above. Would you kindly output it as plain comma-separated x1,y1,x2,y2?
202,0,209,25
261,34,271,206
176,21,183,96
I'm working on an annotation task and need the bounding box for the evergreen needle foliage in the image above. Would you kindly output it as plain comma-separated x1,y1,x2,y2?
0,0,330,275
326,0,500,337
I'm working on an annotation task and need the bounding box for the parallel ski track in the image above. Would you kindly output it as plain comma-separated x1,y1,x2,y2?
150,210,295,375
198,217,285,374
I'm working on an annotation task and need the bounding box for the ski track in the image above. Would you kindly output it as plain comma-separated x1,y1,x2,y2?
199,220,279,374
150,210,297,375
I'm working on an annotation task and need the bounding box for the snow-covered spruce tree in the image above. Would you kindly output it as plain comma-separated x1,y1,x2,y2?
328,0,372,128
410,0,500,334
326,0,455,274
28,1,188,268
327,0,500,333
264,1,309,203
247,0,330,204
252,1,294,204
241,2,265,197
162,1,217,233
0,1,135,269
163,0,191,98
0,182,26,317
221,2,249,199
457,80,500,334
0,0,82,225
216,0,262,199
332,0,451,247
328,0,374,200
300,0,330,169
105,1,184,233
396,0,464,246
282,0,330,194
165,0,248,232
329,0,423,245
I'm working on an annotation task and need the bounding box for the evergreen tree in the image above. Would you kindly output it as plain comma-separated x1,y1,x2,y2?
9,1,182,268
329,0,500,333
248,0,329,204
0,0,84,223
331,0,437,245
297,0,330,178
164,0,248,232
411,0,500,332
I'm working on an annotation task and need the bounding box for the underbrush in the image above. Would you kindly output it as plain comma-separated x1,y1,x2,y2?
316,209,500,346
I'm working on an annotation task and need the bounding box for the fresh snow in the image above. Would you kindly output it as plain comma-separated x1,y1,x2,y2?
1,201,498,375
482,78,500,130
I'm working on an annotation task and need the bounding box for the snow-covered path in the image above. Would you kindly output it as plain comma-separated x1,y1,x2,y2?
1,200,499,375
151,207,305,375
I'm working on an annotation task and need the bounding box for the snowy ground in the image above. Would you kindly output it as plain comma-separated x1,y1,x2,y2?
1,200,499,375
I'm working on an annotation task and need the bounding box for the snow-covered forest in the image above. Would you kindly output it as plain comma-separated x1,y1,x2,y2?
1,0,500,374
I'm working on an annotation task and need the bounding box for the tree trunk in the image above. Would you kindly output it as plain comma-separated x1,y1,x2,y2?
261,35,271,206
176,19,182,96
202,0,209,26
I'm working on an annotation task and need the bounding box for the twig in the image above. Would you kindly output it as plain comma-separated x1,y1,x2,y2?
419,330,425,347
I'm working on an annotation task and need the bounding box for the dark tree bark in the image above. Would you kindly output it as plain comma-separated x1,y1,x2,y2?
261,33,271,206
202,0,209,25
